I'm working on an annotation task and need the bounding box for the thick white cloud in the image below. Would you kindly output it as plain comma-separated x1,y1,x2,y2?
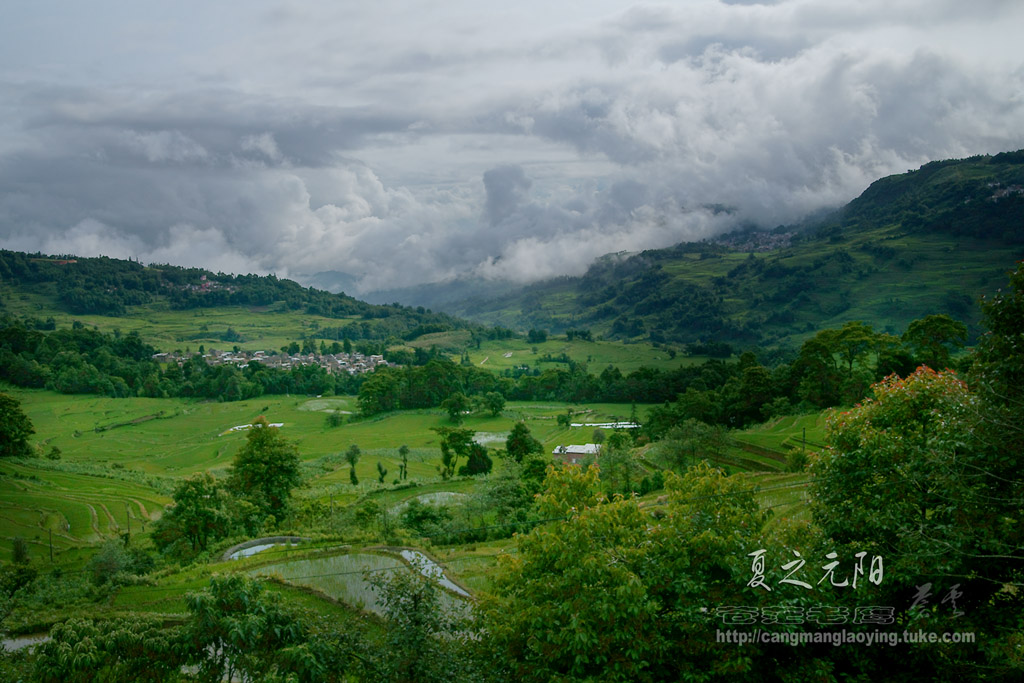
1,0,1023,294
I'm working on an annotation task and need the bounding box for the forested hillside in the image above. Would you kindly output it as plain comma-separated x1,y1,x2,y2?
444,151,1024,348
0,250,472,341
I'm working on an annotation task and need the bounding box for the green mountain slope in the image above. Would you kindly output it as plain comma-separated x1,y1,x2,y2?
0,251,483,351
443,151,1024,348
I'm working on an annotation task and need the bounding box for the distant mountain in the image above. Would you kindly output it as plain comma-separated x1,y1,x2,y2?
362,276,520,309
435,151,1024,349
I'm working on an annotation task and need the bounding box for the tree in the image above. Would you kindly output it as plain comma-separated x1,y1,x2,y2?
226,417,302,517
398,444,410,480
505,421,542,463
152,472,229,554
86,540,154,586
441,391,470,423
834,320,877,377
184,575,350,683
658,418,728,472
376,461,388,484
599,430,636,496
34,617,185,683
431,427,475,479
11,537,29,564
357,367,402,415
810,365,1024,679
479,463,768,681
344,444,361,467
483,391,505,417
811,368,978,562
794,329,843,406
369,570,479,683
903,314,968,370
477,461,537,529
0,392,34,458
971,261,1024,462
345,444,361,487
736,364,774,425
458,443,493,477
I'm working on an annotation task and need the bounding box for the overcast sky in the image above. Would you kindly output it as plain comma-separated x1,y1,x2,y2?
1,0,1022,293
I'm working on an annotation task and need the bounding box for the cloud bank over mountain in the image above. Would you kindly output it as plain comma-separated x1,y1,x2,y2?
1,0,1022,292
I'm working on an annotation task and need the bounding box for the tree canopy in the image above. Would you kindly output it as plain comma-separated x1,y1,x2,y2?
227,416,302,516
505,422,543,464
0,392,34,458
480,463,771,682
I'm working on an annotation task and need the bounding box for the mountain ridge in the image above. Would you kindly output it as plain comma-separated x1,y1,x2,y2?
428,151,1024,349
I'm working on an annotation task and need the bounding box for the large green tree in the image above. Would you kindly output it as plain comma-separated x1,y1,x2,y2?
441,391,470,423
227,416,302,516
153,472,230,554
483,390,506,417
902,314,967,370
184,575,356,682
432,426,475,479
0,392,34,458
811,365,1024,680
480,463,772,681
505,421,543,463
369,570,480,683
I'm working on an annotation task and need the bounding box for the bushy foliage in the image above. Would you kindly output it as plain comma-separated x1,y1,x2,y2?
86,540,155,586
226,417,302,517
480,463,769,681
0,392,34,458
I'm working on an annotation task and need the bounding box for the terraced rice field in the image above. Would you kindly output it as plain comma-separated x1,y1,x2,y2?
0,461,169,560
249,550,469,617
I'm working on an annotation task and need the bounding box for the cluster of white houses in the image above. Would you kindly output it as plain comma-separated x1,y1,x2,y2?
152,349,391,375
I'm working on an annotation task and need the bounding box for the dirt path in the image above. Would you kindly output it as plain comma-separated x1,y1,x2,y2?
130,498,153,521
85,503,102,537
98,503,118,533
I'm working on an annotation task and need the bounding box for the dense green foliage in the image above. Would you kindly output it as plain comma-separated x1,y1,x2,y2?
0,392,35,458
0,250,469,339
227,417,302,517
479,464,774,681
152,473,234,555
0,314,366,400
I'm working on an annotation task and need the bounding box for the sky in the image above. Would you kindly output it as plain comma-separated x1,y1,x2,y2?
1,0,1023,294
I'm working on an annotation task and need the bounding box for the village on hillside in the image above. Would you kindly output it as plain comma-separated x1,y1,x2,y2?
152,348,391,375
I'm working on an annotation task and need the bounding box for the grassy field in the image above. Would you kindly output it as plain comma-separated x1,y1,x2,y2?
1,383,820,630
731,413,829,453
0,284,366,354
1,388,656,558
0,459,170,561
466,337,711,374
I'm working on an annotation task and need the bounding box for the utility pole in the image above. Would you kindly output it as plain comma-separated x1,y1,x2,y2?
125,502,131,544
